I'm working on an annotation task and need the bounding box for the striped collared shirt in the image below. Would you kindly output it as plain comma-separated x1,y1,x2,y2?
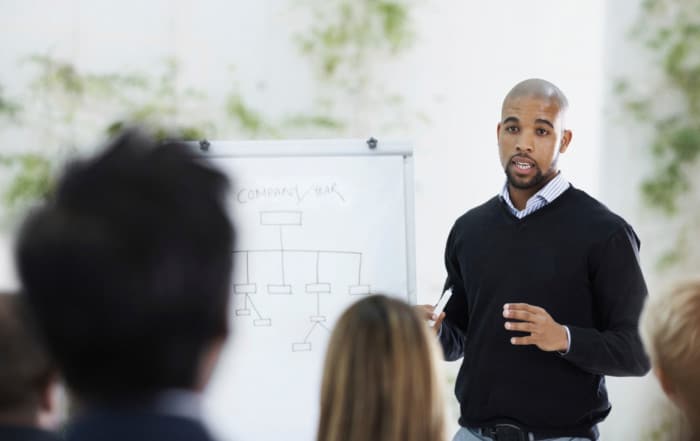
500,172,570,219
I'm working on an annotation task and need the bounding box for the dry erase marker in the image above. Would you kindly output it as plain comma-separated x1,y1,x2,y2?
428,288,453,327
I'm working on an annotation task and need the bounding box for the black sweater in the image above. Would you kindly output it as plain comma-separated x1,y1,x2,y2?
439,186,650,435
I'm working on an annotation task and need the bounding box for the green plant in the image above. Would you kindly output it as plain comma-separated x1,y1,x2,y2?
618,0,700,214
0,56,218,220
0,154,53,209
289,0,415,135
0,86,21,118
617,0,700,270
1,1,419,221
618,1,700,437
296,0,414,78
26,55,211,141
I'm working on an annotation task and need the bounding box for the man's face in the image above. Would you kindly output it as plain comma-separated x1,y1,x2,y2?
497,95,571,190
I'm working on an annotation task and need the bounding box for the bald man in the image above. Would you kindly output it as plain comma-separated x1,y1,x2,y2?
418,79,650,441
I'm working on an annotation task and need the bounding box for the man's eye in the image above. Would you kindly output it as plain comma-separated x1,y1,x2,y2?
506,126,519,133
536,128,549,136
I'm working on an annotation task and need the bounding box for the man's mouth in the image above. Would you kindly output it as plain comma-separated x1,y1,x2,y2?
513,160,534,170
511,157,536,172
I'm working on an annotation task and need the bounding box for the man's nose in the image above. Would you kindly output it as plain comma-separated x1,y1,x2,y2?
515,138,534,152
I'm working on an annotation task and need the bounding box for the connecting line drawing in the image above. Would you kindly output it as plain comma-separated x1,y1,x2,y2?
293,251,331,352
292,316,332,352
233,251,271,327
232,210,372,351
261,211,301,295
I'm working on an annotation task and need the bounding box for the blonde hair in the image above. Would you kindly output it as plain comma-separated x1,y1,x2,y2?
317,295,446,441
641,278,700,411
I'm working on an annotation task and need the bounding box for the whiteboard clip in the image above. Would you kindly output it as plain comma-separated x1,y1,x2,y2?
199,139,210,152
366,137,378,150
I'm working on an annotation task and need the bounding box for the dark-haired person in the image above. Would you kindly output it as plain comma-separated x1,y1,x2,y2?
15,129,236,441
418,79,650,441
0,293,61,441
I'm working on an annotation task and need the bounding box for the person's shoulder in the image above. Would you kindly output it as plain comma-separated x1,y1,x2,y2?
453,196,501,227
66,410,216,441
568,187,634,234
0,424,62,441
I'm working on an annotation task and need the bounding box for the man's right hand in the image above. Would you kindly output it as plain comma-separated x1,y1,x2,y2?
414,304,445,334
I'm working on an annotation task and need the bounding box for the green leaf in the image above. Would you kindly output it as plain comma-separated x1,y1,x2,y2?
3,154,53,207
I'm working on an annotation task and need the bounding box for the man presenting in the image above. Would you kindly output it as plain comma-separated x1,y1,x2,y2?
421,79,650,441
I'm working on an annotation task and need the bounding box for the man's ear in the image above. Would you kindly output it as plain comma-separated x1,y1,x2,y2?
559,130,572,154
195,337,227,392
37,372,60,429
38,373,58,413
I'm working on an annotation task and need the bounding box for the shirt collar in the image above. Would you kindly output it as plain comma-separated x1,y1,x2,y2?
500,172,569,209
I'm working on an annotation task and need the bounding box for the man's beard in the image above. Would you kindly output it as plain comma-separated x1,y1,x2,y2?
505,164,546,189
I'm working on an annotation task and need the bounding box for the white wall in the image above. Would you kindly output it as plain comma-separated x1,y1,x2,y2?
0,235,18,291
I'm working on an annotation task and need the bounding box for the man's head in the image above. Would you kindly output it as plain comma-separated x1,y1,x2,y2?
0,293,58,428
15,130,235,403
497,78,572,190
641,279,700,429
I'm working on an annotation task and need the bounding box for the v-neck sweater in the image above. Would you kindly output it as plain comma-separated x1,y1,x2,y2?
439,186,650,434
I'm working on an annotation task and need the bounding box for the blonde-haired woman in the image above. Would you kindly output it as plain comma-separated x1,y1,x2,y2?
641,278,700,441
317,294,447,441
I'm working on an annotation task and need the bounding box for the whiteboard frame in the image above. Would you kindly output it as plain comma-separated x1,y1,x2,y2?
189,138,417,304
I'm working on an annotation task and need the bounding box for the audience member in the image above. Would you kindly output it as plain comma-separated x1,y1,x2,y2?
15,129,236,441
317,294,447,441
0,293,61,441
641,278,700,441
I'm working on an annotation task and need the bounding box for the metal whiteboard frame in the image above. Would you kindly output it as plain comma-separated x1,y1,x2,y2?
189,138,417,304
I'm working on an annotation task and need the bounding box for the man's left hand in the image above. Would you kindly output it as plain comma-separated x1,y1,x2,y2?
503,303,569,352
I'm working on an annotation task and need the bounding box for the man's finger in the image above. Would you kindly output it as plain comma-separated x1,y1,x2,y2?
502,309,536,322
510,335,534,346
504,321,535,333
414,304,435,321
432,312,446,333
504,303,546,315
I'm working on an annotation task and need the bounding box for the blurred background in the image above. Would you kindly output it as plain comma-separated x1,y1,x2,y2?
1,0,698,439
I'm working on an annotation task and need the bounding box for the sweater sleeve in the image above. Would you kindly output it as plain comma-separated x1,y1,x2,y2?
438,223,469,361
561,225,651,376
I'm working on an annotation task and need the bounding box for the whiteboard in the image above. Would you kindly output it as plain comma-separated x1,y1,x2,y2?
196,139,416,441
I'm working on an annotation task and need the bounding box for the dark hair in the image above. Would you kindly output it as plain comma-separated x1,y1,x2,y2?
15,129,235,402
0,293,54,413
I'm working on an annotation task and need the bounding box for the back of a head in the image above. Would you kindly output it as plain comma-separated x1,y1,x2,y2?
0,293,54,422
15,129,235,402
642,278,700,423
317,295,446,441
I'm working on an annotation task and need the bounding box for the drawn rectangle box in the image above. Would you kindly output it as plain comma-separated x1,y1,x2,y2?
310,315,326,323
234,284,256,294
235,309,251,316
349,285,371,295
292,343,312,352
306,283,331,294
254,319,272,327
260,211,302,226
268,284,292,295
